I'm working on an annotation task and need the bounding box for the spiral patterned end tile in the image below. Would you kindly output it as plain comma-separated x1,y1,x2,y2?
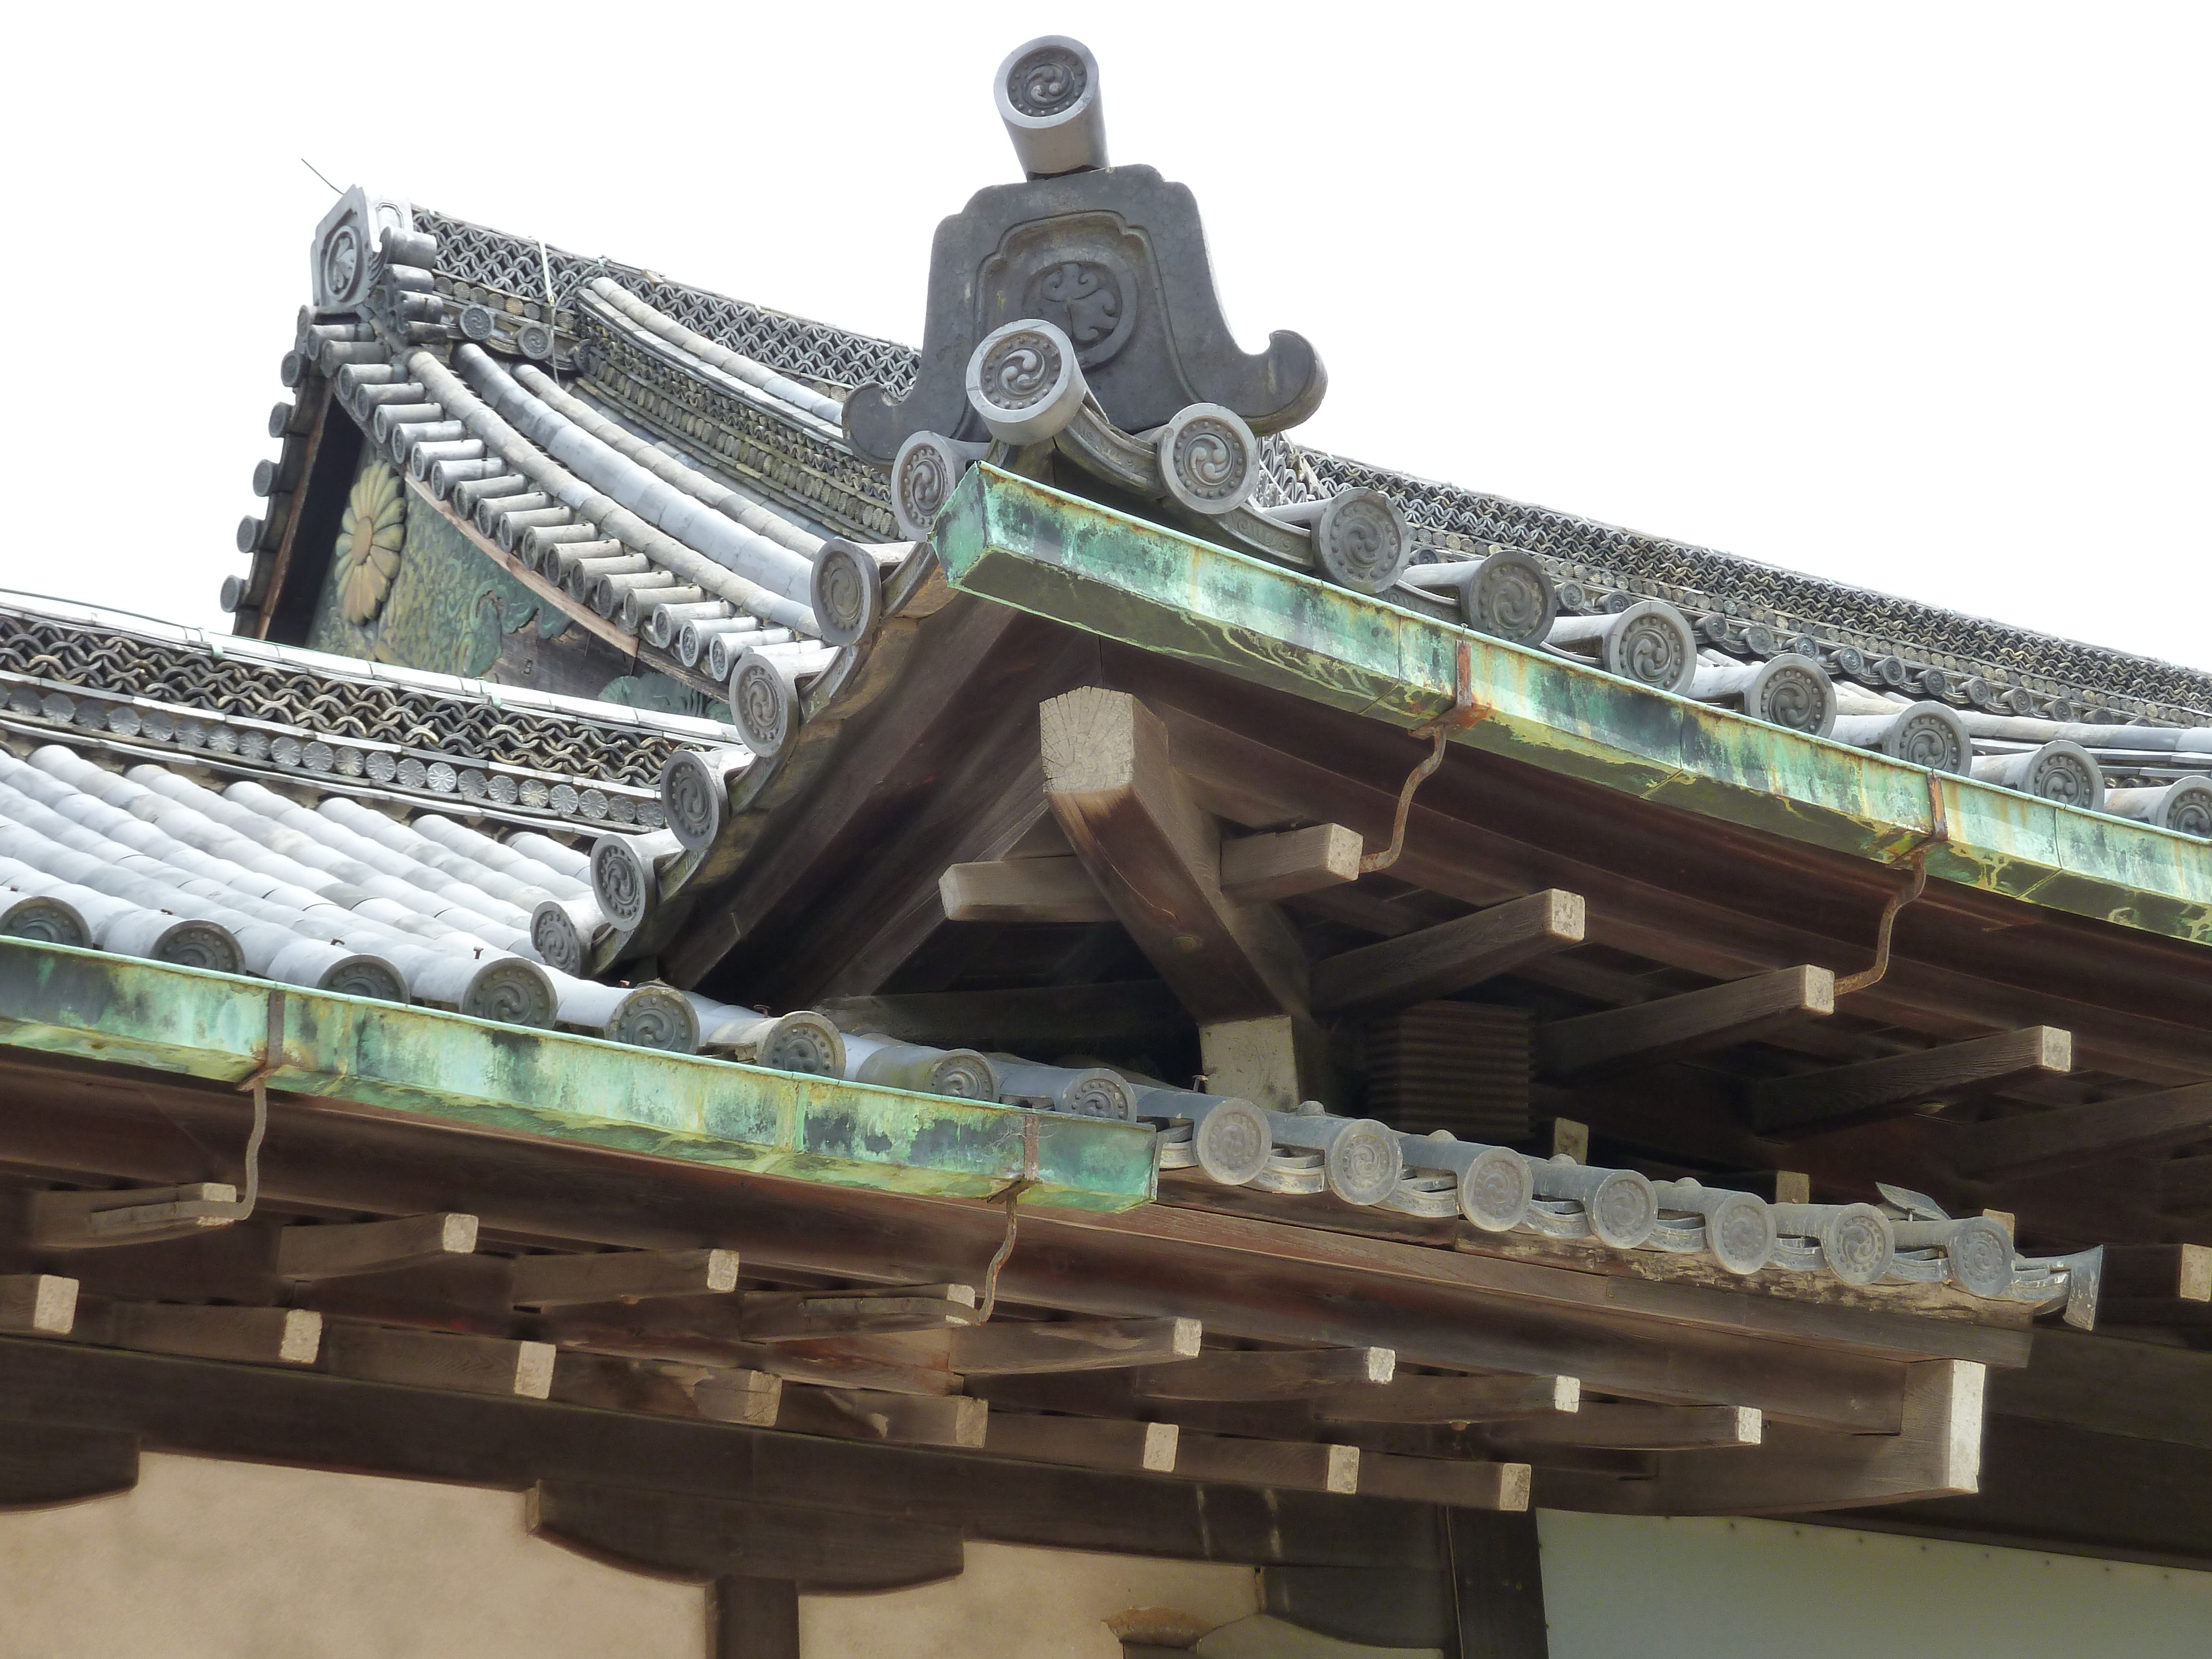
1820,1204,1895,1287
1944,1216,2016,1299
1601,602,1698,696
661,750,728,852
1587,1169,1658,1250
1325,1120,1405,1207
611,986,701,1053
1705,1191,1778,1276
1155,403,1259,517
591,838,652,932
156,921,244,975
927,1049,1000,1099
1457,1146,1533,1233
893,432,967,541
964,319,1085,445
1464,549,1557,646
1749,654,1837,736
1313,489,1411,595
1193,1100,1272,1186
729,654,797,759
528,904,585,976
759,1013,845,1078
811,541,881,648
1059,1069,1137,1121
1005,41,1087,116
2025,741,2105,812
1,896,90,948
2161,779,2212,837
1882,702,1970,774
461,959,557,1029
319,954,408,1004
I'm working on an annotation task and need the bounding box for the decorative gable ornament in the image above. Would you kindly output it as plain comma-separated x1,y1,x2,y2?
310,187,416,316
843,36,1326,466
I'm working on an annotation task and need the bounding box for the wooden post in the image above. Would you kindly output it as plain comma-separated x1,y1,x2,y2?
711,1577,801,1659
1447,1509,1550,1659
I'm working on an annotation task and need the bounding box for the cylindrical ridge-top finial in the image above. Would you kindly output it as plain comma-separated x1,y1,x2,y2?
997,35,1107,178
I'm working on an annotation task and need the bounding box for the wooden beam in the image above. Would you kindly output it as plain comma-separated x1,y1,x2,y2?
1312,1374,1577,1426
947,1317,1202,1376
550,1353,781,1426
81,1301,321,1367
1174,1434,1359,1495
985,1411,1179,1473
1539,1359,1984,1515
1220,825,1364,904
27,1184,241,1250
0,1274,76,1336
1041,687,1310,1021
1537,966,1836,1078
0,1419,139,1509
1952,1082,2212,1176
938,855,1112,924
512,1249,739,1310
1359,1453,1531,1511
1311,892,1586,1015
815,982,1190,1048
742,1289,974,1343
1135,1348,1395,1401
774,1384,987,1449
1749,1027,2073,1135
2157,1156,2212,1214
529,1480,963,1590
321,1323,554,1399
2098,1244,2212,1305
711,1578,800,1659
1445,1510,1549,1659
276,1214,478,1281
1489,1404,1762,1451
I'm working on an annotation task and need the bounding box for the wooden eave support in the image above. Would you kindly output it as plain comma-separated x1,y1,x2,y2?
277,1213,479,1281
1538,966,1836,1079
512,1248,739,1310
984,1411,1180,1473
27,1184,243,1251
1310,891,1586,1016
774,1385,988,1449
1952,1082,2212,1177
1487,1403,1761,1452
75,1299,321,1366
1749,1026,2073,1135
1040,687,1310,1021
1358,1453,1531,1511
946,1316,1202,1375
551,1353,781,1425
1133,1347,1395,1401
1310,1373,1578,1426
941,826,1363,926
322,1322,555,1399
0,1274,77,1337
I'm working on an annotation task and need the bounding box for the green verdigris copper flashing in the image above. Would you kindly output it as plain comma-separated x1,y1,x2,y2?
934,466,2212,947
0,938,1155,1212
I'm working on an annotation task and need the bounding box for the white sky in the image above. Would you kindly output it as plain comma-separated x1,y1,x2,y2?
2,4,2204,673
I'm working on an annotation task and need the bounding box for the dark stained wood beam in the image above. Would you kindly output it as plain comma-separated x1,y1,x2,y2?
277,1213,478,1281
1133,1347,1395,1401
1311,1374,1578,1426
1486,1404,1761,1452
1310,892,1586,1016
1175,1433,1359,1495
0,1419,139,1509
946,1316,1202,1376
711,1578,801,1659
1537,967,1836,1079
1041,687,1309,1021
984,1411,1178,1474
510,1248,739,1310
1446,1510,1550,1659
1360,1454,1530,1511
1749,1027,2073,1135
2097,1244,2212,1305
0,1274,75,1337
1220,825,1364,905
2159,1155,2212,1214
1950,1082,2212,1177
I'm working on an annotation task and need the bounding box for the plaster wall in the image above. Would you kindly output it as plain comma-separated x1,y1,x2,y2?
1540,1511,2212,1659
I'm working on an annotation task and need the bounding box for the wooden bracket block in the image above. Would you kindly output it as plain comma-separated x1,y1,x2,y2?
1174,1433,1359,1495
28,1185,241,1251
1358,1453,1531,1511
1219,825,1363,905
1041,688,1310,1021
985,1411,1180,1473
278,1214,479,1282
1312,1374,1578,1426
1134,1347,1395,1402
947,1316,1202,1376
511,1249,739,1310
774,1384,987,1449
939,855,1113,924
1749,1026,2073,1135
1311,891,1585,1015
1538,966,1835,1078
321,1322,554,1399
0,1274,77,1337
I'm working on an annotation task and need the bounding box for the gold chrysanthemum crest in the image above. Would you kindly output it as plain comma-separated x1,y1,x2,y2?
337,460,406,624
